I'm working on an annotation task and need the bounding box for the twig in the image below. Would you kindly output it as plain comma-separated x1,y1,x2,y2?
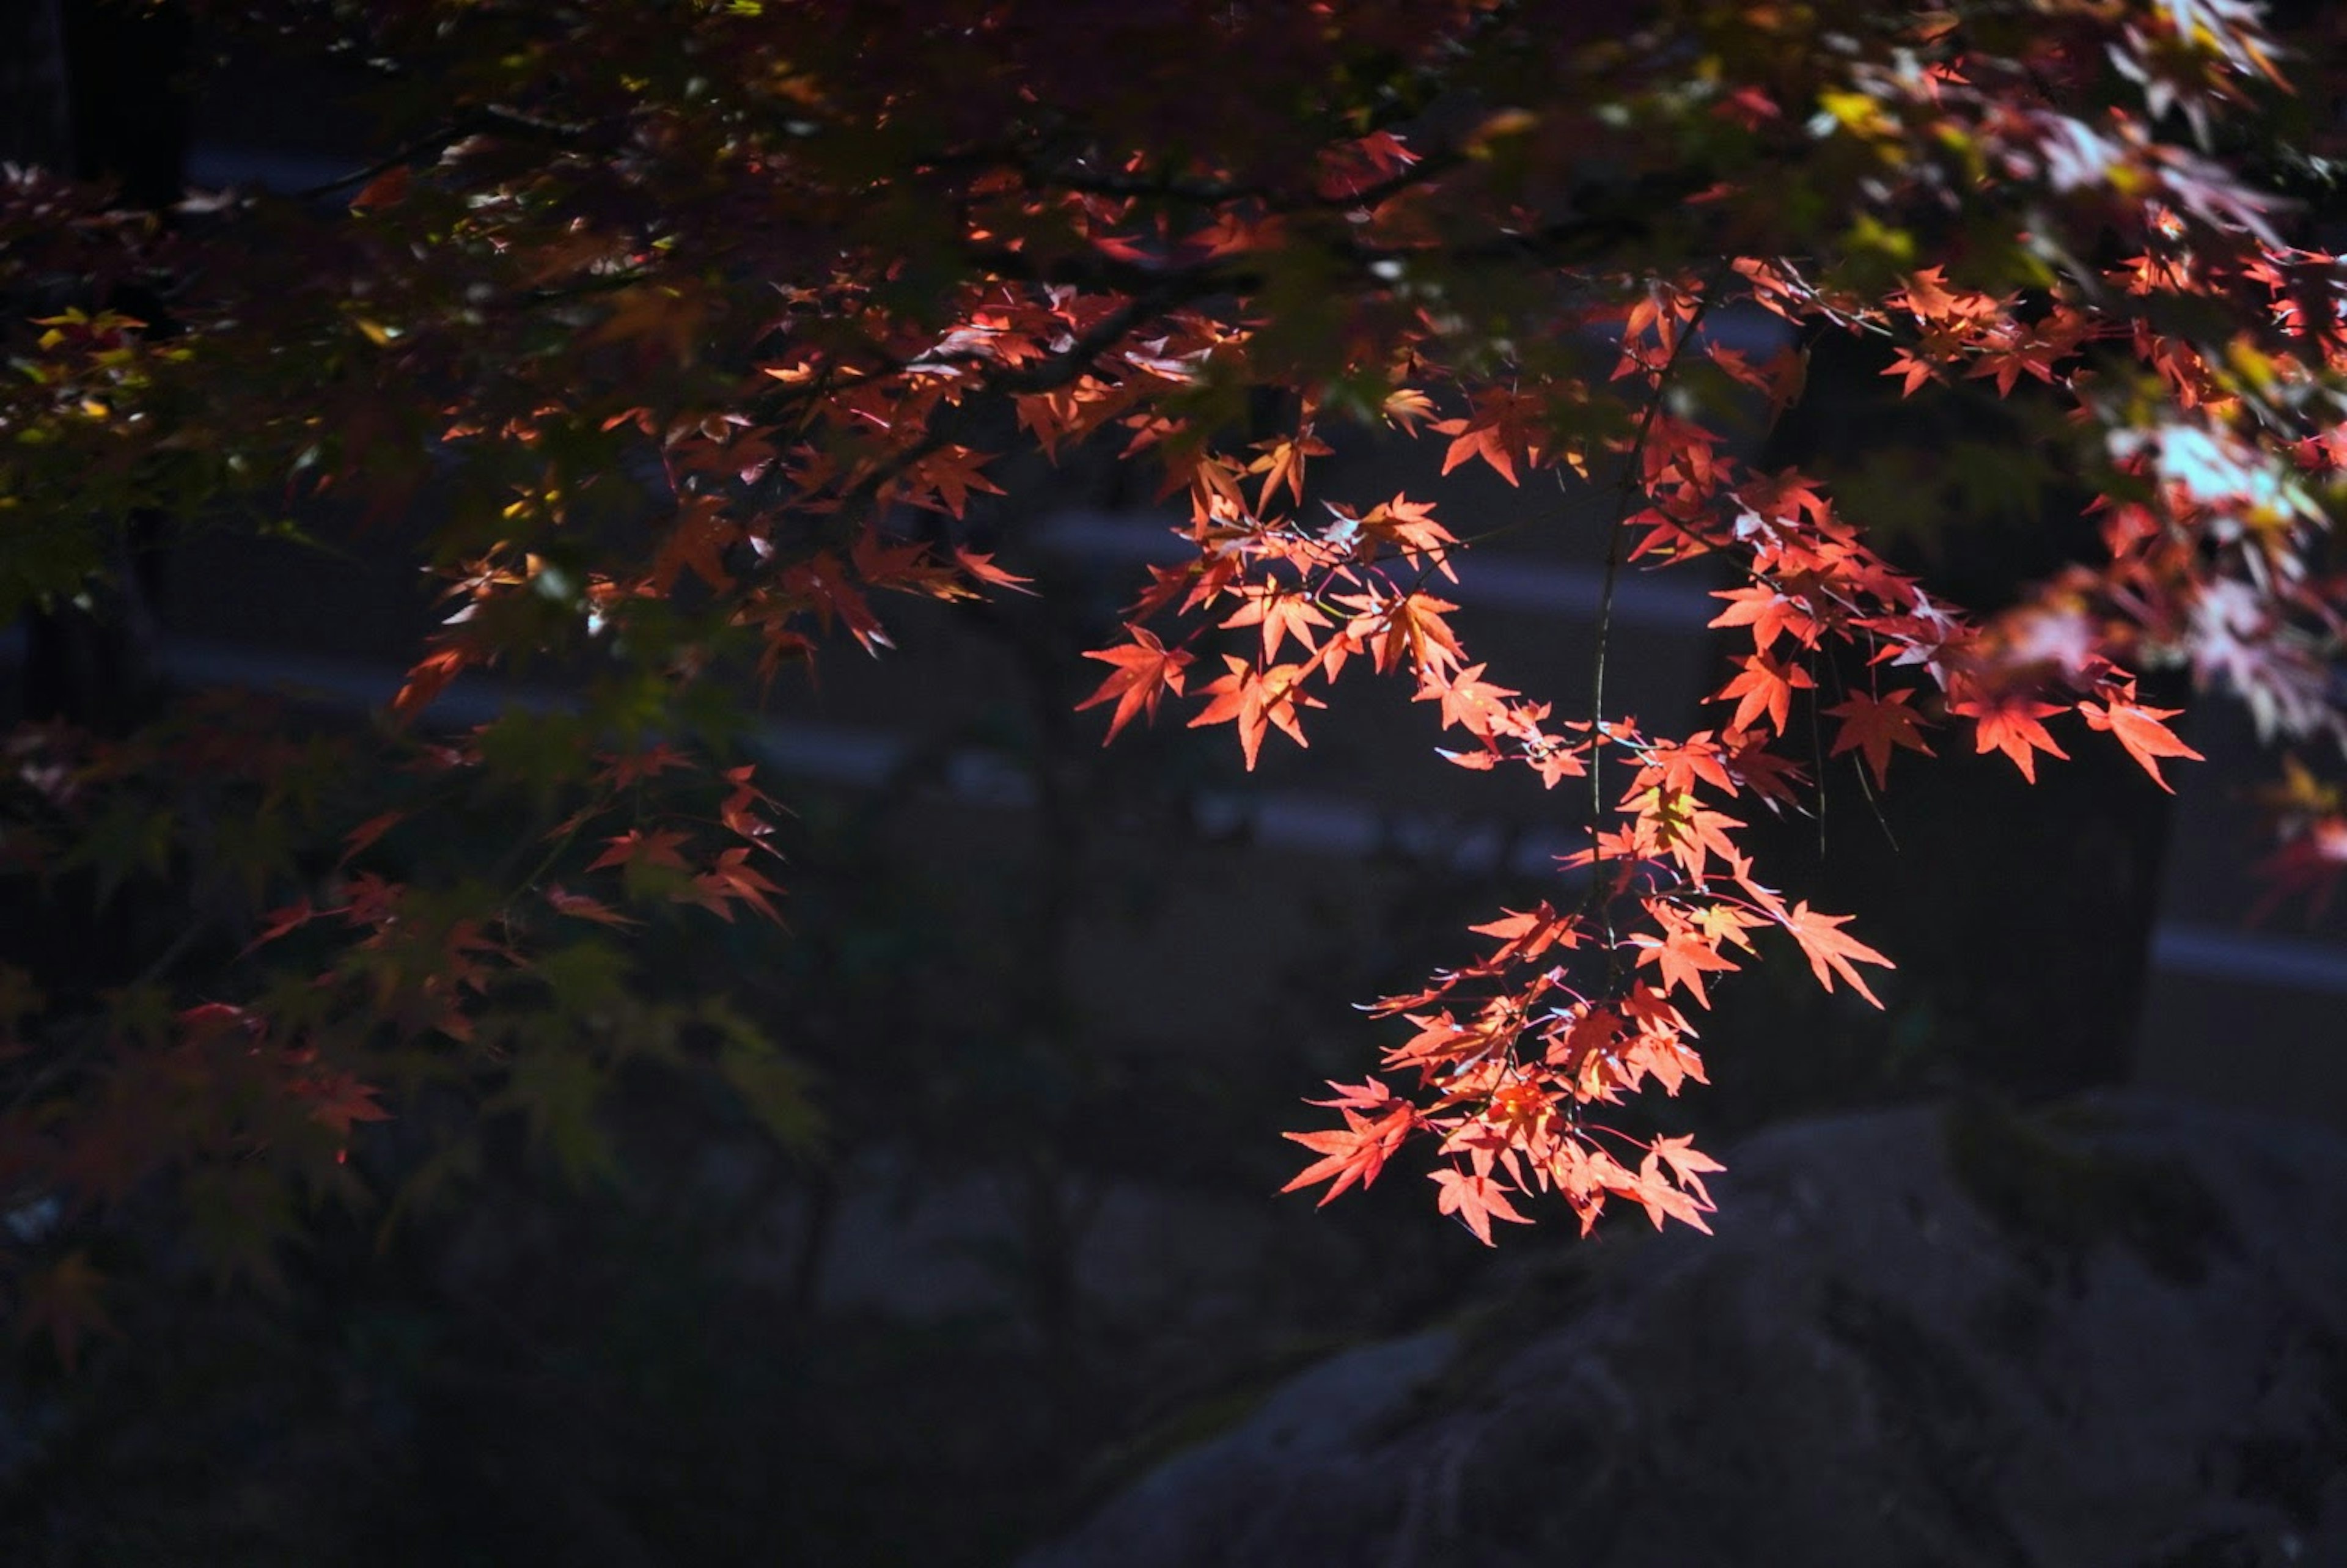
1585,273,1722,927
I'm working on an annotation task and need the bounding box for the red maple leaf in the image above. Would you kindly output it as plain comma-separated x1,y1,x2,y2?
546,885,642,928
301,1069,394,1138
1824,688,1935,786
648,493,739,593
685,846,786,923
339,810,406,865
389,645,470,722
902,445,1006,519
242,898,317,955
1951,689,2070,782
1282,1085,1416,1205
586,829,692,873
1429,389,1546,486
1631,733,1738,797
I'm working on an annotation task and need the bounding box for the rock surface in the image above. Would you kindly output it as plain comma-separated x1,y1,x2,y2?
1026,1094,2347,1568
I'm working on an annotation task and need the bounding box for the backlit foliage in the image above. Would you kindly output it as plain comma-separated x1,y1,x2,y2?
4,0,2345,1329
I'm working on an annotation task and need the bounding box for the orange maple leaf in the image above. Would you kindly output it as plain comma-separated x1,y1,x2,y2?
1382,387,1436,434
1356,494,1460,575
1625,1150,1714,1233
1415,662,1520,739
1188,656,1324,769
1709,584,1823,653
1351,590,1464,676
1631,917,1741,1008
1076,625,1193,743
1429,1165,1532,1245
1467,902,1584,965
1711,651,1816,736
1650,1133,1725,1210
1626,785,1745,880
1246,429,1332,514
1219,586,1334,662
1779,900,1892,1007
953,547,1037,595
1621,1025,1710,1095
2078,695,2202,792
1881,346,1940,396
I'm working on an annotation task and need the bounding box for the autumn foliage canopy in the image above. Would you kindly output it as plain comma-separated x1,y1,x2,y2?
6,0,2347,1328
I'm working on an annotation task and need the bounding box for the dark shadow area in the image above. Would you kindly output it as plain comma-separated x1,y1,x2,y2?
4,9,2345,1568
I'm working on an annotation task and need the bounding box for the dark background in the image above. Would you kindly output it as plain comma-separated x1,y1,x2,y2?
5,8,2346,1564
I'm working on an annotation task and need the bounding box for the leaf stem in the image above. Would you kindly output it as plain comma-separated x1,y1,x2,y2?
1585,273,1721,930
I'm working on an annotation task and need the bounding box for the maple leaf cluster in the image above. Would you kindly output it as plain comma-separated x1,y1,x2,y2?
1061,2,2334,1239
1,0,2344,1318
